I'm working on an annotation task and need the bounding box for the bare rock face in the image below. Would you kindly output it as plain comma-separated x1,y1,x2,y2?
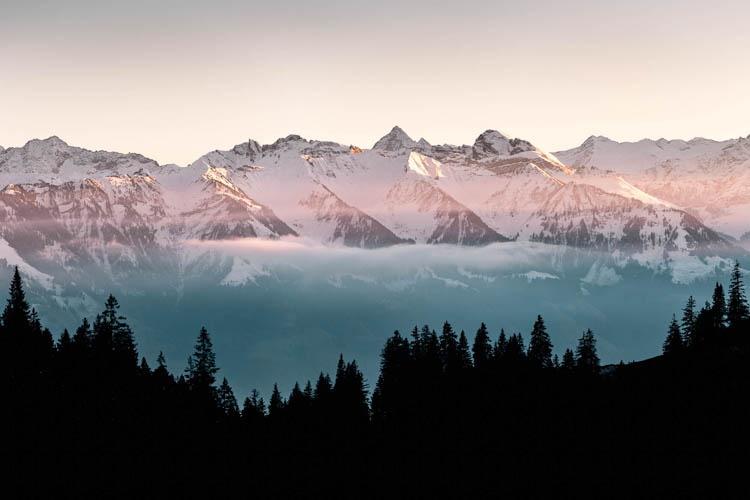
372,126,418,153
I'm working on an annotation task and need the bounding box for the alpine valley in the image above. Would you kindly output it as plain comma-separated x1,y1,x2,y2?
1,127,747,394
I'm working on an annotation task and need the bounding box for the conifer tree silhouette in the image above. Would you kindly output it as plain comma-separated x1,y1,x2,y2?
693,301,714,345
241,389,266,423
186,327,219,410
472,322,492,368
681,296,697,346
314,372,333,401
269,383,285,418
457,330,472,370
711,283,727,329
217,377,239,418
287,381,306,417
528,315,553,368
439,321,460,373
663,315,683,355
493,329,508,361
728,262,749,329
1,267,30,333
575,329,600,375
140,356,151,374
57,329,72,353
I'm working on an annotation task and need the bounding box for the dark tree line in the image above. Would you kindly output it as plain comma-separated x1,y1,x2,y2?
4,264,750,499
664,262,750,354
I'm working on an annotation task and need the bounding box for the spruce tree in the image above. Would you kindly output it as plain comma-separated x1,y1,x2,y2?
314,372,333,401
693,301,714,345
57,329,72,353
681,296,697,346
153,351,173,388
457,330,472,370
711,283,727,329
561,348,576,373
97,295,137,369
505,333,526,361
374,331,411,421
156,351,167,369
217,377,239,418
93,296,137,367
728,262,749,329
139,356,151,374
439,321,460,373
269,383,284,417
241,389,266,422
73,318,92,349
1,267,31,333
417,326,441,375
337,359,369,423
409,326,421,360
575,329,600,375
493,329,507,361
186,327,219,393
287,382,305,415
528,315,553,368
663,315,683,355
29,309,54,370
472,322,492,368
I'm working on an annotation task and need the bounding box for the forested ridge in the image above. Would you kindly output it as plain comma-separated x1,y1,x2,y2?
4,264,750,499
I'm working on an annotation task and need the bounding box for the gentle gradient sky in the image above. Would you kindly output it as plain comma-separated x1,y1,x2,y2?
2,0,749,165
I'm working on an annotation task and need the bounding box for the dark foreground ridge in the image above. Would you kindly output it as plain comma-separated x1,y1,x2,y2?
4,264,750,499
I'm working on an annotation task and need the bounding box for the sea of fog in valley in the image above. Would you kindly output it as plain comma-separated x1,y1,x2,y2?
3,240,740,399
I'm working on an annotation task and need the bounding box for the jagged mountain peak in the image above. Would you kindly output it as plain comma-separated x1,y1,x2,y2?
472,129,536,159
0,136,159,181
373,126,417,152
476,129,511,141
18,136,74,156
27,135,69,147
582,135,614,146
231,139,262,158
265,134,308,151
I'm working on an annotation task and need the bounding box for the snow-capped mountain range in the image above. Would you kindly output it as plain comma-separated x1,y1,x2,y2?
555,135,750,242
0,127,746,287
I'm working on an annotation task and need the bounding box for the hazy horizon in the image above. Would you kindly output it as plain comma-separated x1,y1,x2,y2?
3,0,750,165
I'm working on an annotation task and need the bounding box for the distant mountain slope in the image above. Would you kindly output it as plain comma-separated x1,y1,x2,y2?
555,135,750,240
0,130,742,288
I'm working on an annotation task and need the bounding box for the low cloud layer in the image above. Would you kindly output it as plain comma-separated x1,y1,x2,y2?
185,237,577,285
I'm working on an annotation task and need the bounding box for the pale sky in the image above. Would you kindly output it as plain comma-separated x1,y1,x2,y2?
2,0,749,165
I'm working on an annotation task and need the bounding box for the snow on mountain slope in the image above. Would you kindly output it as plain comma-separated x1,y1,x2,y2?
0,136,158,184
0,236,54,289
380,174,505,244
177,165,296,241
188,136,408,246
555,135,750,239
555,136,732,173
0,174,176,280
524,182,732,258
297,183,409,247
190,130,509,245
0,129,742,291
570,167,676,208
